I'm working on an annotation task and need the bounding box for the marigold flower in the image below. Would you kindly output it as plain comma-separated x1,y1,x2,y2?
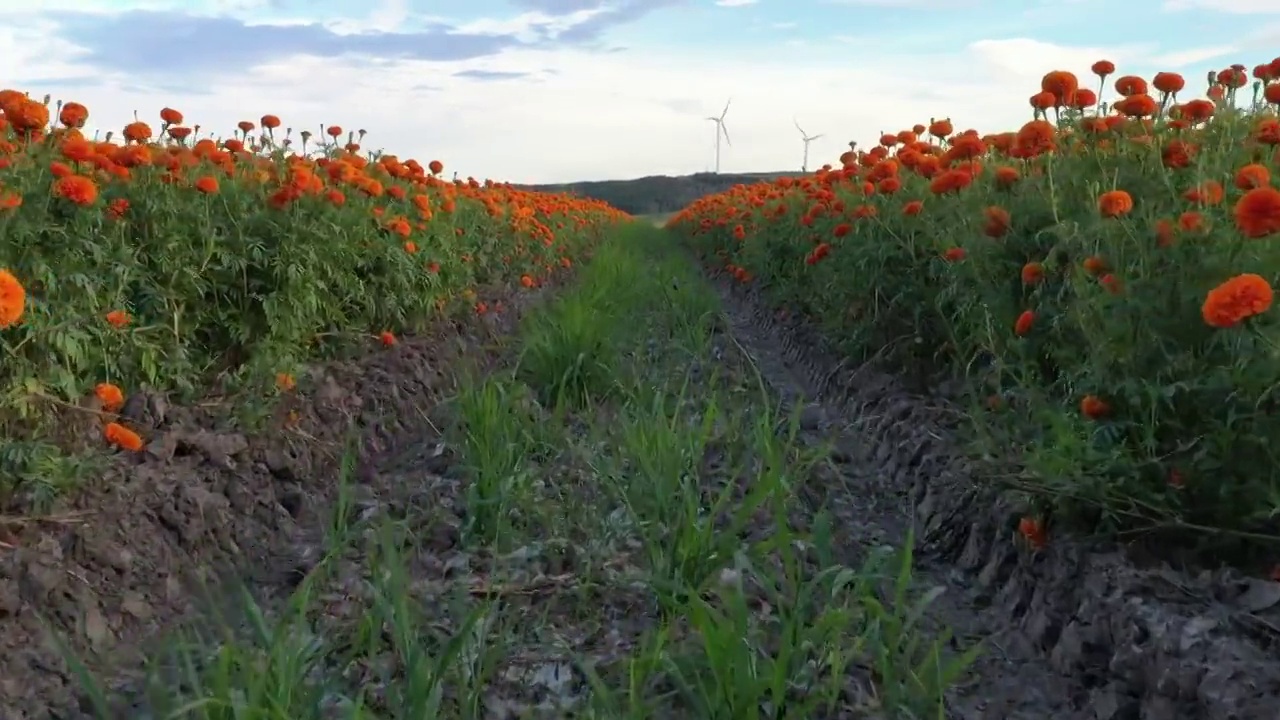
1021,262,1045,285
59,101,88,128
159,107,184,124
983,206,1010,238
1098,190,1133,218
1202,273,1274,329
1233,186,1280,238
1018,517,1047,549
1114,75,1147,96
52,174,99,206
0,269,26,328
194,175,219,194
1080,394,1110,419
95,382,125,412
1236,163,1271,190
1091,60,1115,77
276,373,296,391
122,121,152,143
1039,70,1079,106
1152,72,1185,95
943,247,966,262
380,330,396,346
104,422,144,452
1014,310,1035,336
7,98,49,132
105,309,131,328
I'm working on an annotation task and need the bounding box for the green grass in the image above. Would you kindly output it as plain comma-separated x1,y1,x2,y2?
66,223,972,719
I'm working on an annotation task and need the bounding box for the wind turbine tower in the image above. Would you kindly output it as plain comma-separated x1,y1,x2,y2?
706,99,731,174
794,118,823,173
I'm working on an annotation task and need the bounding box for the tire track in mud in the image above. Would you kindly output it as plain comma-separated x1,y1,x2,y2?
706,271,1280,720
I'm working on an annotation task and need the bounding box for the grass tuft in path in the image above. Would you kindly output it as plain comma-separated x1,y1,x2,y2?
68,223,971,719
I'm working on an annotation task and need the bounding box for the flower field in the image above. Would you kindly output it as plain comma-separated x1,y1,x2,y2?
668,60,1280,559
0,90,624,506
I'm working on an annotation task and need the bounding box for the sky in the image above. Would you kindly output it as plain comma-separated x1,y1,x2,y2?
3,0,1278,184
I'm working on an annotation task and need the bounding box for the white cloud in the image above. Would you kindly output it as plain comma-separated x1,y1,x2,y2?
4,24,1251,184
714,0,758,7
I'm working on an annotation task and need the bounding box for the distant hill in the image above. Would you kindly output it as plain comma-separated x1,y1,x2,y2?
522,171,810,216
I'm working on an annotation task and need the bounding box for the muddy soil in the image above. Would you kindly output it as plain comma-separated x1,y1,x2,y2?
0,288,546,720
707,269,1280,720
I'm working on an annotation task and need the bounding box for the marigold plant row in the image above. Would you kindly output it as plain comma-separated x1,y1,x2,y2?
0,90,626,487
669,59,1280,556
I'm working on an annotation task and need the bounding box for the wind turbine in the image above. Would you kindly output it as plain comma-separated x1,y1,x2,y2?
706,98,731,174
794,118,823,173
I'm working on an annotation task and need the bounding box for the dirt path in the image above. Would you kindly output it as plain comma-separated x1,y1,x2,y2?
707,272,1280,719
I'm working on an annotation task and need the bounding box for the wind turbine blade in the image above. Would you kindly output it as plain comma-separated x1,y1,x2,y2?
811,134,824,140
721,124,731,146
794,118,805,135
721,98,731,120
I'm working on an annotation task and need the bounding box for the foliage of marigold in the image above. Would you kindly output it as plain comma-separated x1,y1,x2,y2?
667,55,1280,555
0,91,625,503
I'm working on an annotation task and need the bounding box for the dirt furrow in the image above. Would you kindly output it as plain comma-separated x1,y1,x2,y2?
708,274,1280,720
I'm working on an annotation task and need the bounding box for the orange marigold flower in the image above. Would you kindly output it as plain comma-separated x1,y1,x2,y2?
104,422,144,452
1185,180,1224,206
1098,190,1133,218
902,200,924,215
325,125,343,138
106,198,129,219
159,107,184,124
1018,516,1047,550
1233,186,1280,238
520,274,536,288
994,166,1020,188
1154,218,1175,248
983,206,1010,238
194,175,219,194
943,247,966,262
0,190,20,211
1021,262,1045,285
1236,163,1271,190
59,101,89,128
1080,394,1111,419
1091,60,1115,77
428,160,444,175
1201,273,1274,329
7,98,50,133
0,269,26,328
122,121,152,143
95,382,125,412
52,174,99,206
1152,72,1185,95
1040,70,1079,106
1114,75,1147,96
380,330,396,346
276,372,296,391
929,169,972,195
261,114,281,129
1014,310,1035,336
105,309,130,328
